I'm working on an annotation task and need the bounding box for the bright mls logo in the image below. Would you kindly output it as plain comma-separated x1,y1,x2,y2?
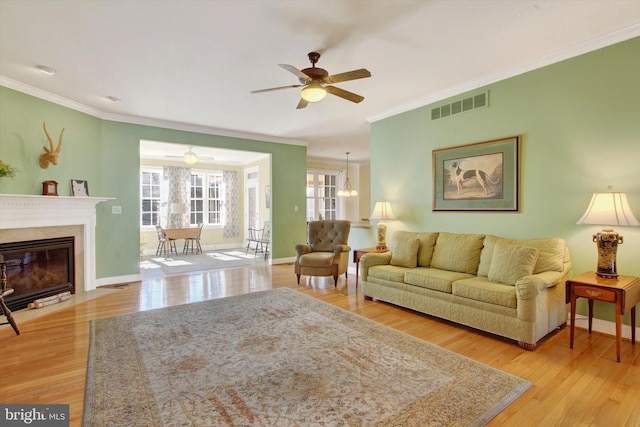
1,404,69,426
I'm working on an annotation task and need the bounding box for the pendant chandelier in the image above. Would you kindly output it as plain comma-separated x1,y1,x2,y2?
337,152,358,197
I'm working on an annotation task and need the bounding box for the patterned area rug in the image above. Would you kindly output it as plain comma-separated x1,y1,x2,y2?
140,250,254,276
84,288,531,426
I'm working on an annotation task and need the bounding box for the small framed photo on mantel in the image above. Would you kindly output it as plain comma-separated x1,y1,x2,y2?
71,179,89,197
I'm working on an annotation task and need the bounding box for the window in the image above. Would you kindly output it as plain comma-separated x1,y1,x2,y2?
140,168,224,227
141,169,162,226
190,171,224,226
306,169,341,221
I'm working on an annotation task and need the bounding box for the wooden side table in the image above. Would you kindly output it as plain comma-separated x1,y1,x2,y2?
566,271,640,362
353,247,389,288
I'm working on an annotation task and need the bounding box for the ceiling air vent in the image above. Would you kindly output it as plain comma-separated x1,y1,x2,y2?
431,90,489,120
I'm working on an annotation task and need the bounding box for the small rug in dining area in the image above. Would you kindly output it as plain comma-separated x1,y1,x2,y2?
84,288,531,426
140,250,254,275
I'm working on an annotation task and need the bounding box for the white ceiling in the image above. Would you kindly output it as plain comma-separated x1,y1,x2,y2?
1,1,639,164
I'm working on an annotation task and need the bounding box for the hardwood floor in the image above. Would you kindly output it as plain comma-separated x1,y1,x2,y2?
2,263,639,426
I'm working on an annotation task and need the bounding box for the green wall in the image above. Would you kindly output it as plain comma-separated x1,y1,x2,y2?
370,37,640,325
0,86,307,278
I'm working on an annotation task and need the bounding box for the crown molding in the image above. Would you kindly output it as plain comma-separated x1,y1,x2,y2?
0,76,308,148
368,22,640,123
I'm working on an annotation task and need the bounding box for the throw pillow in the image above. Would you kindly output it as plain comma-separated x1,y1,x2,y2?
488,243,539,286
415,232,439,267
430,232,485,274
390,232,420,268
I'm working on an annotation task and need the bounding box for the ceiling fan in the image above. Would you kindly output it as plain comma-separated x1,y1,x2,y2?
251,52,371,109
166,147,215,165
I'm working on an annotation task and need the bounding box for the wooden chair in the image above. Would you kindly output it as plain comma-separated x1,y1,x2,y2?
246,221,270,259
1,259,21,335
183,222,203,254
155,224,177,256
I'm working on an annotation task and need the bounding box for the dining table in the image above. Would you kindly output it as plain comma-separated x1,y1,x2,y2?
162,227,202,254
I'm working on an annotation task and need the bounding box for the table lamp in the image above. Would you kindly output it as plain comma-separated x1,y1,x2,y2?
370,200,396,250
576,190,639,278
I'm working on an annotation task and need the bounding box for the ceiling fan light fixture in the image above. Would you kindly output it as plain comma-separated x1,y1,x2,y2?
183,148,198,165
301,83,327,103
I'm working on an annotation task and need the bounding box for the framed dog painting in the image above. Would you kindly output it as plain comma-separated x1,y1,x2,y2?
432,136,520,211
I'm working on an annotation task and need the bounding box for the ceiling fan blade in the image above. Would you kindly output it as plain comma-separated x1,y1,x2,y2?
325,86,364,103
325,68,371,84
279,64,311,83
251,84,303,94
296,98,308,109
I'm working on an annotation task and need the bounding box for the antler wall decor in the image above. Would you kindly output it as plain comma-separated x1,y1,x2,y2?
39,122,65,169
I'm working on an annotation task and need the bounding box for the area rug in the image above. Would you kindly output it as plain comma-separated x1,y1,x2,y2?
140,250,254,275
83,288,531,426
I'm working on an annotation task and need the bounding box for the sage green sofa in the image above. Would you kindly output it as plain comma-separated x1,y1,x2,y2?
360,231,571,349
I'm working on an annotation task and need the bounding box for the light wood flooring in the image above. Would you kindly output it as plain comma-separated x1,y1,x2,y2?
2,263,639,426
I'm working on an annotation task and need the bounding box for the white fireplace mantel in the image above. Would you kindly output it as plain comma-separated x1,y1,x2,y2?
0,194,113,292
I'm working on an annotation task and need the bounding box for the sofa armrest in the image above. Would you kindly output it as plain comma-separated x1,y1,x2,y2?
360,252,392,282
295,244,312,257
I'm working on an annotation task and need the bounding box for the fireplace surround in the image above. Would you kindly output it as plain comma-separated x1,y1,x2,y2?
0,194,111,298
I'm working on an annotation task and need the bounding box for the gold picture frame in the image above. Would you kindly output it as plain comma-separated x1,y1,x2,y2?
432,136,520,211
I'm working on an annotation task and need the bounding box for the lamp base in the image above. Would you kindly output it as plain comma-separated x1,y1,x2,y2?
593,228,623,279
376,244,387,250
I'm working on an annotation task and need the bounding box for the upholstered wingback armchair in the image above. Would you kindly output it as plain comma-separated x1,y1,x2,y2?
295,220,351,286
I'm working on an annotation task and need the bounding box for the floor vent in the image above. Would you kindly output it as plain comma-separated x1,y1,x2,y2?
431,91,489,120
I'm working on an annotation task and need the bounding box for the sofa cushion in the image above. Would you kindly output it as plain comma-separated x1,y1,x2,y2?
390,232,420,268
430,232,485,275
487,243,539,286
452,277,517,309
404,268,473,293
415,232,439,267
368,265,409,283
478,235,565,276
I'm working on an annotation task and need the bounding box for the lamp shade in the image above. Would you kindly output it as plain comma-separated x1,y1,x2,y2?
170,203,188,214
576,192,639,227
183,149,198,165
301,83,327,103
370,201,396,220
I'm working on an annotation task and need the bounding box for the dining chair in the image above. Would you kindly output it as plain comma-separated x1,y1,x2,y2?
155,224,177,256
183,222,203,254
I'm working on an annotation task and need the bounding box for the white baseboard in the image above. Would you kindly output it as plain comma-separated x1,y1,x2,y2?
96,274,141,287
568,314,640,340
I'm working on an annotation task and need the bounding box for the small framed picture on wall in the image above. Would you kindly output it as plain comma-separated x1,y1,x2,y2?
71,179,89,197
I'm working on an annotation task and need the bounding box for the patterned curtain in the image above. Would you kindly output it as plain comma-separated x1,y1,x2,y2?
163,166,191,228
223,170,239,238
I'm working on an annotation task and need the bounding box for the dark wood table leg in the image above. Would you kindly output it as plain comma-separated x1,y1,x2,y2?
631,306,636,345
615,303,622,362
588,299,594,334
570,294,576,349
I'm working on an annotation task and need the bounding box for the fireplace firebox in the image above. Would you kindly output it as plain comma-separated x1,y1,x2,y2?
0,237,75,311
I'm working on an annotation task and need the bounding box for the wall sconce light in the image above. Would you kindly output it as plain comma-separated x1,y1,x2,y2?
577,188,639,278
370,200,396,250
